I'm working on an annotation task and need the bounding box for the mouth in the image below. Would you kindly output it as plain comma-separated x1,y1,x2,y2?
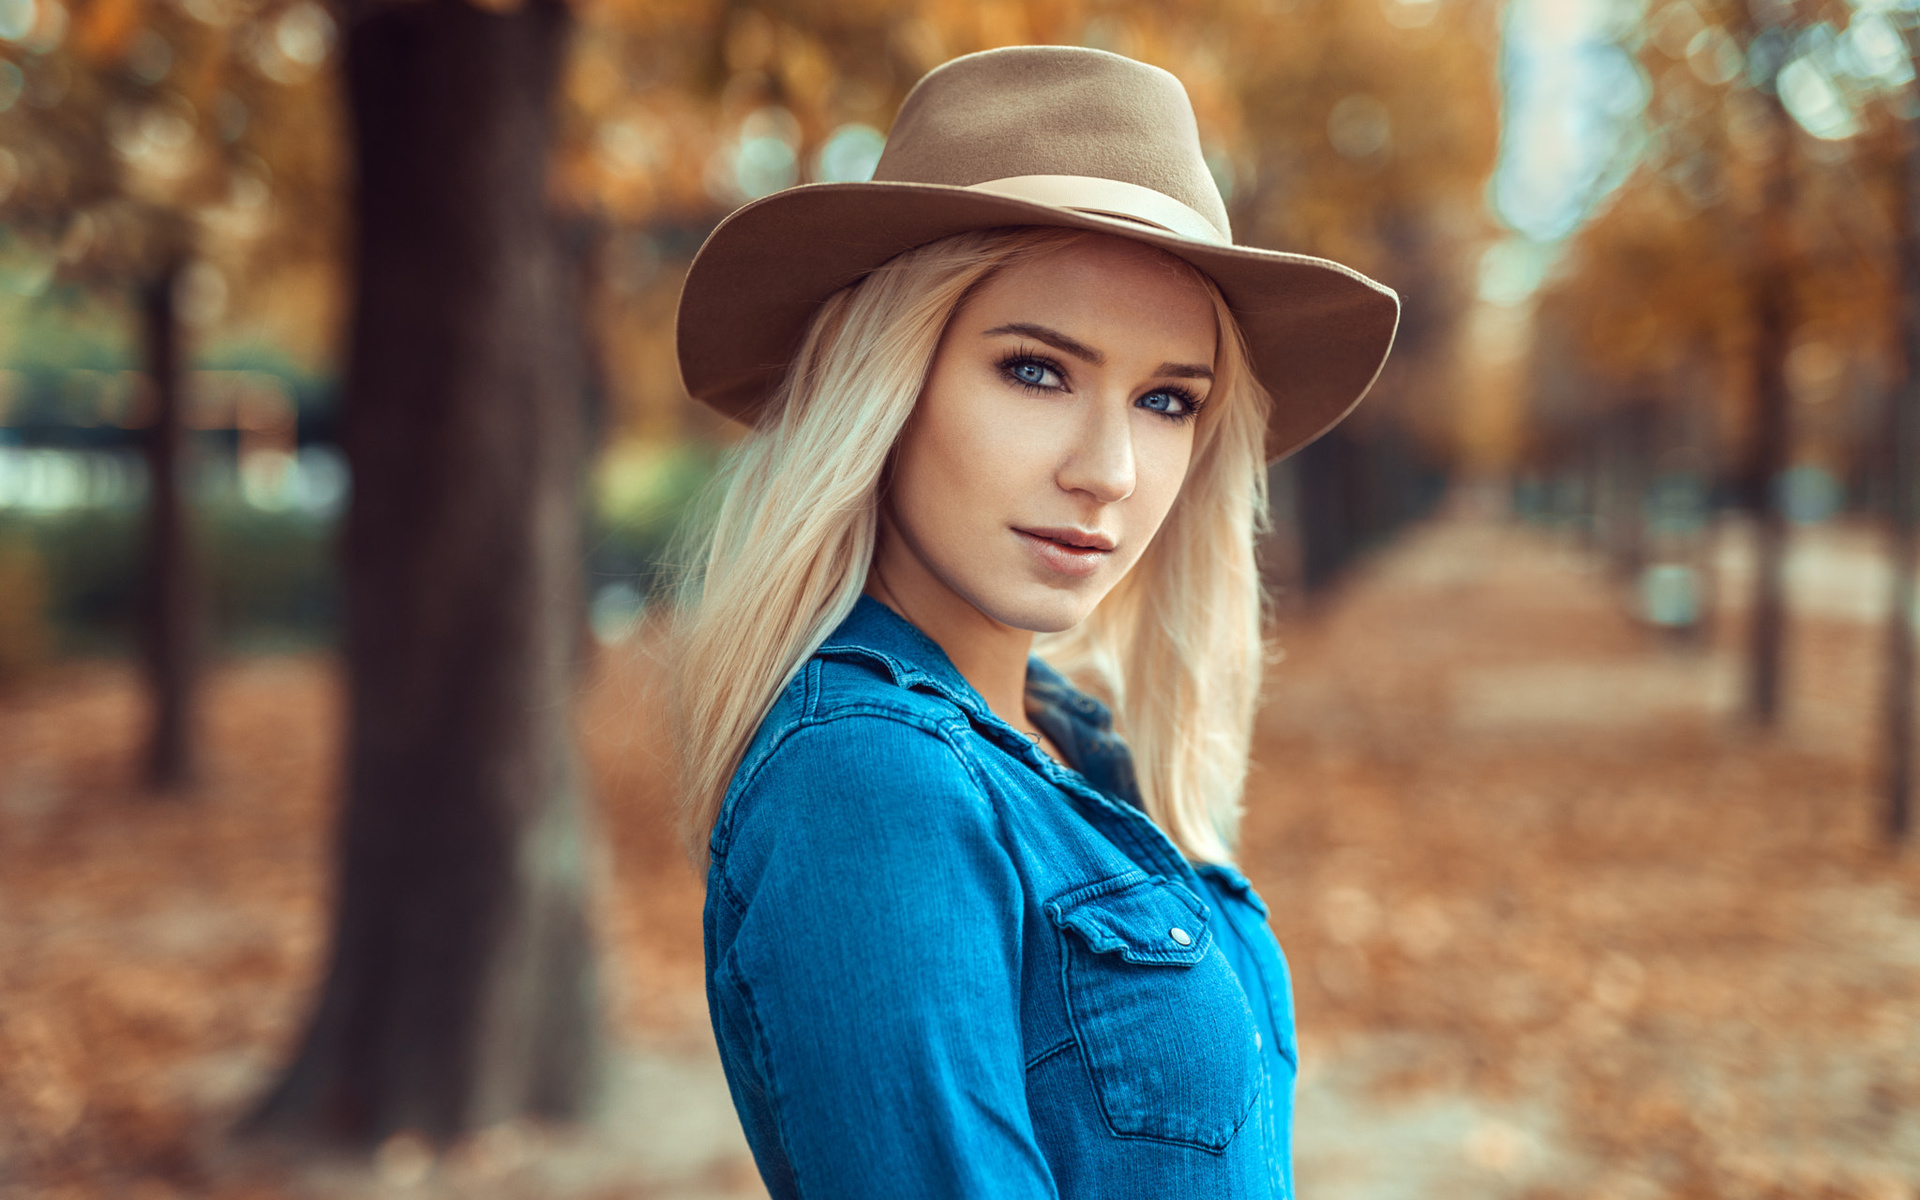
1013,526,1116,579
1016,526,1117,552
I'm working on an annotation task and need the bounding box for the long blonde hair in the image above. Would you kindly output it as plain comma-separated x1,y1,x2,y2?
669,226,1271,868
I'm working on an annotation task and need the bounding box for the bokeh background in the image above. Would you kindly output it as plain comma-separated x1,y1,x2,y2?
4,0,1920,1196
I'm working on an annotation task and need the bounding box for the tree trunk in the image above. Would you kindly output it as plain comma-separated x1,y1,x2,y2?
1885,85,1920,843
246,0,600,1145
1599,401,1654,586
1258,457,1307,616
138,253,198,792
1742,25,1795,728
1889,381,1918,845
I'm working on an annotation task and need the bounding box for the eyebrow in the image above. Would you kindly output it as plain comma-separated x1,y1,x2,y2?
981,321,1213,382
983,322,1104,365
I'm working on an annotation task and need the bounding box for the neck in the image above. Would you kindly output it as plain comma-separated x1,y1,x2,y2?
864,513,1037,736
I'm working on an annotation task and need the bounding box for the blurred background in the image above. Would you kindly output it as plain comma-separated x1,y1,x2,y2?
2,0,1919,1196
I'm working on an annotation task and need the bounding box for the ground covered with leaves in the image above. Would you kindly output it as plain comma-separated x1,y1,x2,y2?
2,510,1916,1199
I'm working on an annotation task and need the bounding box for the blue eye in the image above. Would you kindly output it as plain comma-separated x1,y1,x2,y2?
1139,389,1200,421
1000,354,1065,392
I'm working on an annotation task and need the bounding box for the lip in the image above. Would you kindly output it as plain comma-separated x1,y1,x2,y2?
1014,526,1115,578
1018,526,1117,552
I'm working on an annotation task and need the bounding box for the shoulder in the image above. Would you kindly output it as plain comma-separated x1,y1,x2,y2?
713,657,995,862
732,652,978,788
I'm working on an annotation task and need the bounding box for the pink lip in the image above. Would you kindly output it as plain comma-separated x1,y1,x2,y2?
1015,527,1115,578
1018,526,1117,551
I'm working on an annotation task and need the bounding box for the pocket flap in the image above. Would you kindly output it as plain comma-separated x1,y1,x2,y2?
1047,873,1213,965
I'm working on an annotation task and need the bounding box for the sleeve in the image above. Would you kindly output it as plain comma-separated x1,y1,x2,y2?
714,714,1060,1200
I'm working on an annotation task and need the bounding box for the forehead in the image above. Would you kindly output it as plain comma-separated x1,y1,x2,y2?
956,235,1218,349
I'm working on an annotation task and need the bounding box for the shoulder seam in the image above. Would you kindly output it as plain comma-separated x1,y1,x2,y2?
800,658,820,721
729,705,976,800
715,708,993,876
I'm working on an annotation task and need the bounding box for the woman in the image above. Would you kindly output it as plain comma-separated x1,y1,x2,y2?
669,45,1397,1199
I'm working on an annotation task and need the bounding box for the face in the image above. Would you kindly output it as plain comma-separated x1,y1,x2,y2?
876,233,1218,634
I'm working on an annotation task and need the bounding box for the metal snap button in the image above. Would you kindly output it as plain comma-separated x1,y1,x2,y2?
1169,927,1191,946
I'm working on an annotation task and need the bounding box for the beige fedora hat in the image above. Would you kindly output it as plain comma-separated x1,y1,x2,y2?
676,44,1400,462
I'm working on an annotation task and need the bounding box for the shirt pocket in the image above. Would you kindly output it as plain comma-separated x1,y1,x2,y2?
1047,871,1263,1153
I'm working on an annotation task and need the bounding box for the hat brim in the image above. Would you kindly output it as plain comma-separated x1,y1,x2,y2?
675,180,1400,462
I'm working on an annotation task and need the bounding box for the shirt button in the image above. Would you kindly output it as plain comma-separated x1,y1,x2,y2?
1169,927,1191,946
1255,1031,1263,1051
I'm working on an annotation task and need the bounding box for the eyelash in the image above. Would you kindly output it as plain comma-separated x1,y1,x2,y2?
995,347,1205,425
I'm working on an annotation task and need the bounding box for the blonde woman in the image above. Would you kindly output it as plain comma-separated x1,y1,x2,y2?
669,46,1397,1199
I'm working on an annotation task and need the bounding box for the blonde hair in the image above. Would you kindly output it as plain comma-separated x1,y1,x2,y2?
669,226,1271,868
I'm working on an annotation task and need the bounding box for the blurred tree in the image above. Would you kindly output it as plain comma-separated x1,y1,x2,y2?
244,0,601,1144
136,238,198,786
1533,0,1910,724
1736,0,1797,727
1883,29,1920,842
1219,0,1499,588
1,0,345,784
9,0,600,1137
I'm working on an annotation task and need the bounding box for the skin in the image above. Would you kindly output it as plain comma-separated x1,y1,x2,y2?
864,233,1218,765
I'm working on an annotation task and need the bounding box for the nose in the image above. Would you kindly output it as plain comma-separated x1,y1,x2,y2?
1056,394,1135,504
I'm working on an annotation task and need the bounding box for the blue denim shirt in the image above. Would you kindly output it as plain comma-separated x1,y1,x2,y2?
704,595,1299,1198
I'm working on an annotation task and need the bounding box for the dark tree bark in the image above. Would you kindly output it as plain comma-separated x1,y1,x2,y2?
1885,80,1920,843
1741,16,1796,728
246,0,601,1145
138,253,199,792
1258,457,1307,616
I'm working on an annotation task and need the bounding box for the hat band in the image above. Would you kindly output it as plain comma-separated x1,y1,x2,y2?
963,174,1230,247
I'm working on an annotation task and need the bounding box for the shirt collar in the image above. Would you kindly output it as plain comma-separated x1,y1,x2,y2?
816,593,989,719
1025,657,1141,810
817,594,1142,809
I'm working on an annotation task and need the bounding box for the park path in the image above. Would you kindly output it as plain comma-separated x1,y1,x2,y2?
1257,507,1920,1200
3,505,1918,1199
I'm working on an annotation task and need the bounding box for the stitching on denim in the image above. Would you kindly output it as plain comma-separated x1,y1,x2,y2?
1058,926,1256,1155
1046,869,1156,916
1046,772,1185,879
1023,1036,1075,1072
716,708,1006,928
712,850,749,920
941,716,997,798
725,701,956,820
714,719,814,858
725,950,813,1200
1045,873,1214,964
712,663,821,858
718,869,749,922
814,642,989,721
815,643,1184,887
725,707,986,827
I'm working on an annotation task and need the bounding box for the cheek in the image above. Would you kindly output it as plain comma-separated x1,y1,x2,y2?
896,382,1055,521
1124,436,1194,539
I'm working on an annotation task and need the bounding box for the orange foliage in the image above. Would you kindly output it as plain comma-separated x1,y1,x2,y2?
1534,0,1908,470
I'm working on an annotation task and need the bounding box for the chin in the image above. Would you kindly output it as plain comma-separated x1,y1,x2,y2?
978,584,1103,635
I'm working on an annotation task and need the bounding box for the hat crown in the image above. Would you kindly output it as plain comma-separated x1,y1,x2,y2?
872,46,1231,241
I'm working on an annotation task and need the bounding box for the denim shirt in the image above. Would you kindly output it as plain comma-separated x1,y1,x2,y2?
704,595,1300,1198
